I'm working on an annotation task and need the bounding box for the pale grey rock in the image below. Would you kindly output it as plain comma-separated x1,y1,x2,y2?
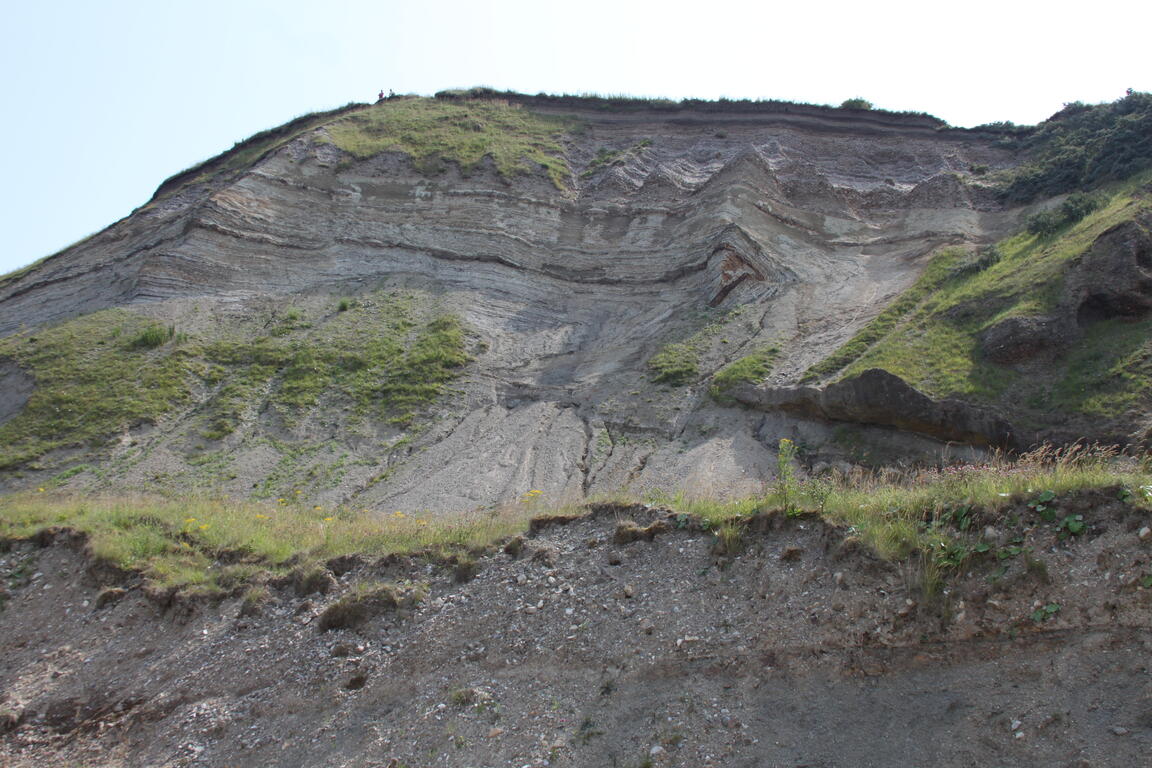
0,102,1031,509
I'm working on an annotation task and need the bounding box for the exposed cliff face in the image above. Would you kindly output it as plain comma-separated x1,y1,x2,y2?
0,97,1069,509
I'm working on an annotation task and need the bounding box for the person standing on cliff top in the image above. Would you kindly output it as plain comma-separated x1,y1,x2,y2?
378,89,385,102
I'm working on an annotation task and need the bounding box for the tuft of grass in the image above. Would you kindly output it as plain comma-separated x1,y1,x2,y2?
128,324,175,349
710,347,779,402
647,342,699,385
324,98,578,187
316,581,421,632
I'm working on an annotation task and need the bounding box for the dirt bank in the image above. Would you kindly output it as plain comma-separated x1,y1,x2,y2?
3,497,1151,767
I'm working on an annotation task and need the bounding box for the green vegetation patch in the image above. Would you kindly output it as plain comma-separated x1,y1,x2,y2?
0,494,531,597
201,293,471,437
648,342,699,385
803,249,968,382
1047,317,1152,417
652,446,1150,567
647,307,749,387
580,139,652,178
804,174,1152,419
0,310,194,469
998,91,1152,203
0,292,473,469
710,347,779,403
324,98,577,187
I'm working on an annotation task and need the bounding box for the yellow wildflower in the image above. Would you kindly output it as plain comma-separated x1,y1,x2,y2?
185,517,197,523
313,505,323,511
198,523,210,530
323,516,334,522
37,487,45,493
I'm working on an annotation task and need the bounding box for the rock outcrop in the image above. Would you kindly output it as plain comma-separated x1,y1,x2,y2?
733,368,1022,448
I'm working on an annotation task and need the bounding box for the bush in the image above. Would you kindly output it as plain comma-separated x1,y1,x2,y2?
840,97,873,110
1059,191,1101,222
1000,91,1152,202
1026,192,1102,237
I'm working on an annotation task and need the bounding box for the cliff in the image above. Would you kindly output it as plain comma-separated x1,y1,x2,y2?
0,92,1147,510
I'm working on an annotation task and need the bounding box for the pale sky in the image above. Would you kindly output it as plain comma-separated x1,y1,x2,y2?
1,0,1148,276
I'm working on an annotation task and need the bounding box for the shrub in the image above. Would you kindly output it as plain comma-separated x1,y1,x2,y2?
1026,192,1101,237
1000,91,1152,202
1059,192,1102,221
840,98,873,110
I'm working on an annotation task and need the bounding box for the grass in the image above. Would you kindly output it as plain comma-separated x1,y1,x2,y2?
1,449,1147,598
0,292,473,469
710,347,780,402
802,248,974,382
653,446,1151,563
647,342,699,385
647,307,749,386
324,98,577,188
0,493,534,596
0,310,194,469
802,171,1152,419
202,294,470,435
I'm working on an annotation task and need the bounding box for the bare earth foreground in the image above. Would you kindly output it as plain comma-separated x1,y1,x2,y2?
3,494,1151,767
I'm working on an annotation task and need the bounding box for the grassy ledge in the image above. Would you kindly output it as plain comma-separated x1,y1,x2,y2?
709,347,780,403
2,449,1147,599
323,98,577,187
0,494,537,599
